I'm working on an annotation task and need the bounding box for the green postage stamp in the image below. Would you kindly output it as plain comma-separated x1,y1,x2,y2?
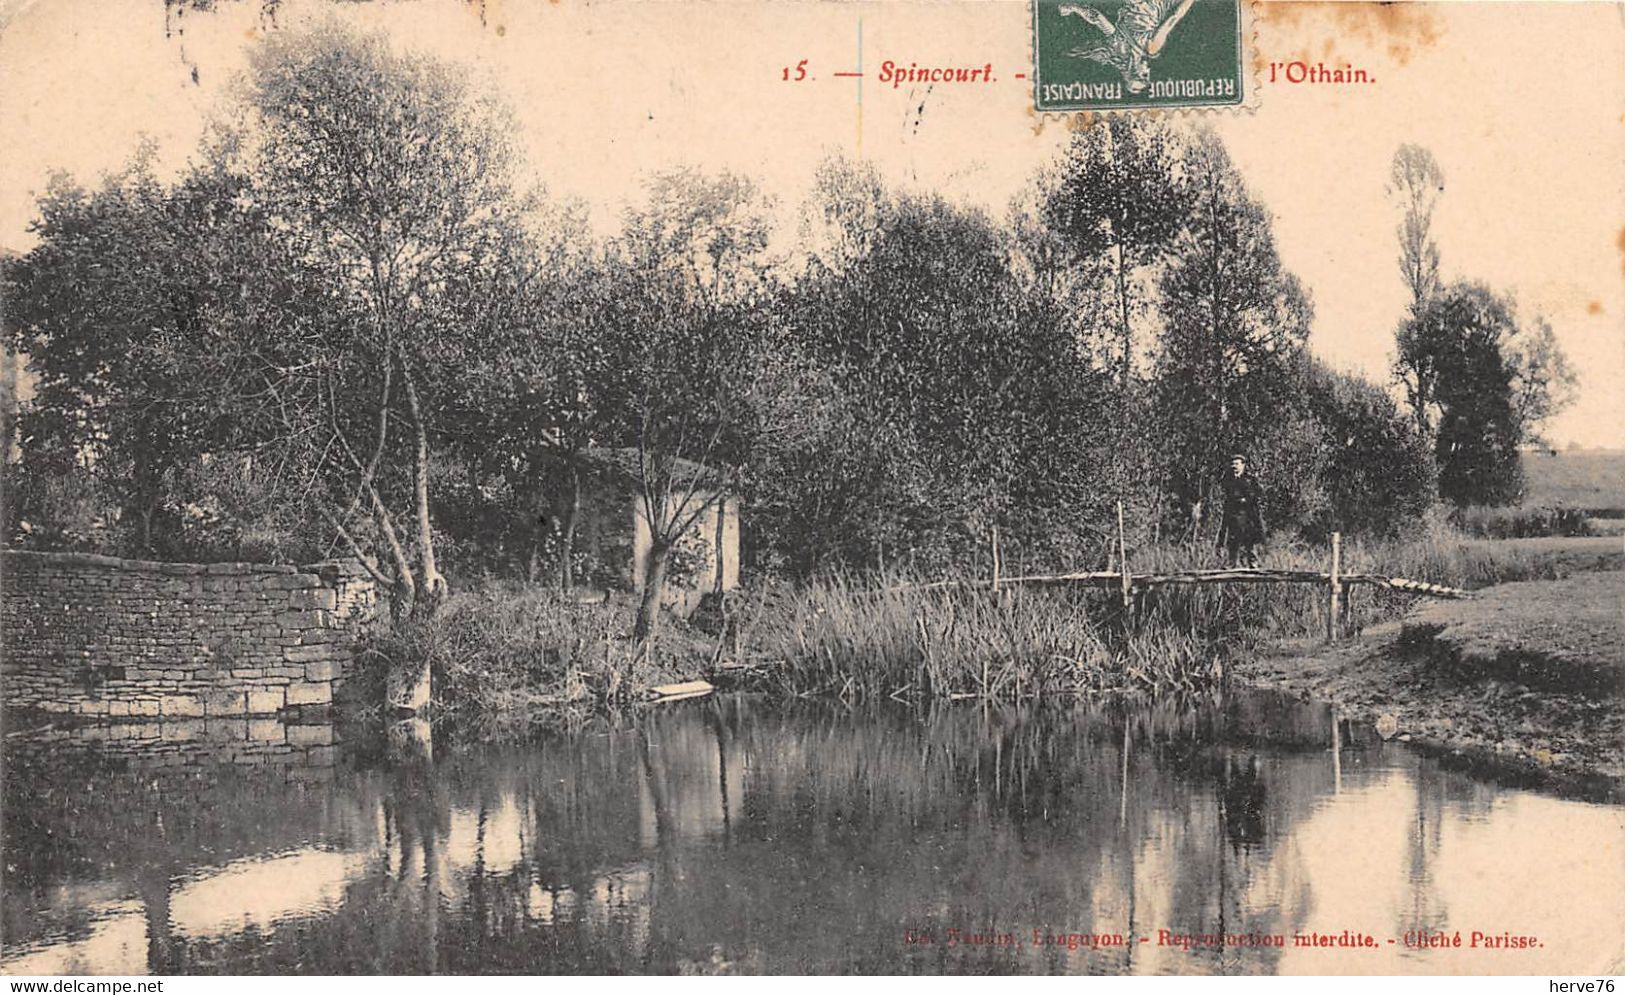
1032,0,1246,112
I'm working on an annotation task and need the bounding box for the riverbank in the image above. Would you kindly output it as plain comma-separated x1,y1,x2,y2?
345,533,1624,733
1234,567,1623,799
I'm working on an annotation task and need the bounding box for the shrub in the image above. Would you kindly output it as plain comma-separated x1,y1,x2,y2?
1449,505,1592,539
356,586,714,727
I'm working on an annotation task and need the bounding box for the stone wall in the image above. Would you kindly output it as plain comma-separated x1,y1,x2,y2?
1,550,375,717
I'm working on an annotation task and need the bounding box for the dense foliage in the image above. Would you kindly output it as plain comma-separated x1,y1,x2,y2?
1385,147,1576,508
8,28,1575,649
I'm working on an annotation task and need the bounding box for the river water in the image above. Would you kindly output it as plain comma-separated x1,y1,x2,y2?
3,691,1621,975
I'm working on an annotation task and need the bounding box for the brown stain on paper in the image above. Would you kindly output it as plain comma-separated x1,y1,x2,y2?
1260,1,1442,70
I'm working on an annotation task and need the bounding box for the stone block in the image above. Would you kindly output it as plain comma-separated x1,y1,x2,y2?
205,719,249,741
287,588,338,611
159,695,204,718
128,700,161,717
285,681,332,706
304,660,339,682
161,719,205,741
200,689,247,716
245,689,284,715
247,719,286,743
277,610,323,630
286,723,334,747
284,645,334,664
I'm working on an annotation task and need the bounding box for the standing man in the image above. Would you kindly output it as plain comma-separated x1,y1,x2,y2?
1217,453,1266,567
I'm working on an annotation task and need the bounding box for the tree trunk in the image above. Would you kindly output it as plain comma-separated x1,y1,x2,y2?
526,518,541,584
633,539,672,643
370,491,417,620
374,502,430,713
137,504,155,554
559,465,581,593
1115,240,1133,402
388,643,433,714
1113,238,1134,493
398,357,446,614
713,499,726,595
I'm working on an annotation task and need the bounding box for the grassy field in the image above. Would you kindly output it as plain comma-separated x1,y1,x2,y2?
1405,572,1623,695
1520,449,1625,513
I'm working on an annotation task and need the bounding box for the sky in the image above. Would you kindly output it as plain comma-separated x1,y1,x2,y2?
1,0,1621,447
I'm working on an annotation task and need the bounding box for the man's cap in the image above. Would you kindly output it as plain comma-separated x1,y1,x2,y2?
1229,453,1246,462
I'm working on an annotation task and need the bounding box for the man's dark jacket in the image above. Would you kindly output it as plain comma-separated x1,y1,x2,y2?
1217,472,1266,549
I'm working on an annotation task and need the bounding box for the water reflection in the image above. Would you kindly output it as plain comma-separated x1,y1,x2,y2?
3,694,1621,975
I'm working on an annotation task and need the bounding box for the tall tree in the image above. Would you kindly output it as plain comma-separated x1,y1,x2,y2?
3,151,333,559
1388,143,1446,434
435,197,600,589
4,160,197,554
1153,130,1313,535
1299,360,1435,539
1035,118,1189,492
239,24,522,640
1505,312,1578,448
591,169,793,643
1388,143,1445,309
784,166,1111,574
1396,281,1523,505
7,26,535,712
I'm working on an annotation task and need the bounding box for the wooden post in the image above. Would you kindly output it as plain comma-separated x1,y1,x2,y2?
990,524,1001,594
1326,531,1342,644
1117,501,1132,611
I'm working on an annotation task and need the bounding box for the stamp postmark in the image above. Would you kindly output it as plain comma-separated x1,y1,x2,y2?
1032,0,1246,112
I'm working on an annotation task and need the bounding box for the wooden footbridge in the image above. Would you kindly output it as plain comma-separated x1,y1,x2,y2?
891,512,1473,644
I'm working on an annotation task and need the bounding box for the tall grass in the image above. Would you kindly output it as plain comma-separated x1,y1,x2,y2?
745,573,1226,700
737,527,1619,702
1351,531,1622,587
349,524,1617,719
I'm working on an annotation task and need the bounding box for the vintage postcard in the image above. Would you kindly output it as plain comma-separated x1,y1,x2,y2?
0,0,1621,982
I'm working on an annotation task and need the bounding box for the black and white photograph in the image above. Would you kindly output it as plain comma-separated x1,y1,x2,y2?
0,0,1621,979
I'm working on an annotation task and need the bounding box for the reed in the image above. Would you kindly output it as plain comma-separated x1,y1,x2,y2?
743,571,1226,700
352,523,1614,717
738,526,1614,702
